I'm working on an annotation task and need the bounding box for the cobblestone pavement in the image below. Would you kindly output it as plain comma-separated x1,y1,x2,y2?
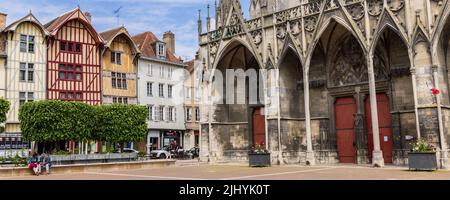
2,164,450,180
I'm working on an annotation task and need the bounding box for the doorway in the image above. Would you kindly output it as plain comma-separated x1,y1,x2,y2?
335,97,357,163
252,107,266,146
365,93,393,164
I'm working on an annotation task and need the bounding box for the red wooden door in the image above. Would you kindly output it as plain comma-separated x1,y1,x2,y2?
335,97,357,163
365,94,393,164
252,107,266,146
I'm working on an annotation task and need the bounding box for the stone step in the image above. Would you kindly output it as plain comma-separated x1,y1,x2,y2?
175,159,207,167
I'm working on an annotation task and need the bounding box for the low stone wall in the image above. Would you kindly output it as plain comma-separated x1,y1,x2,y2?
50,153,138,165
0,160,176,177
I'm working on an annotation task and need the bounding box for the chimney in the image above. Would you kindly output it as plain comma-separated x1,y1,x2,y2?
163,31,175,54
84,12,92,23
0,12,7,30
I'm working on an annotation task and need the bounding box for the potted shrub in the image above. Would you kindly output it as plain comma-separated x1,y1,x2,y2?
248,143,271,167
408,138,438,171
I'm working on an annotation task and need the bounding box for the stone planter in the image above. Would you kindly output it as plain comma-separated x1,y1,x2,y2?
408,152,438,171
248,153,271,167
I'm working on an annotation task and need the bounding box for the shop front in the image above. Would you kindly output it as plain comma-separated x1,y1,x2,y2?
161,130,184,150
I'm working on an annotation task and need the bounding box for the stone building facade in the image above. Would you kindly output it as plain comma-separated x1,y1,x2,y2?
132,31,187,154
197,0,450,168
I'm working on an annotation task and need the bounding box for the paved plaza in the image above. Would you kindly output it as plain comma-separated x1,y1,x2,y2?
2,164,450,180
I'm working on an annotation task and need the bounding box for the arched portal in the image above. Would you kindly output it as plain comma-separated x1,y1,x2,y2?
277,47,305,164
372,27,415,165
210,41,264,162
309,20,370,164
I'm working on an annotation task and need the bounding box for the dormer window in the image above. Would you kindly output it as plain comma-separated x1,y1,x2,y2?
156,42,166,59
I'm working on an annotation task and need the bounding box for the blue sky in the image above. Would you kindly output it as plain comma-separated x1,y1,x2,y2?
0,0,251,61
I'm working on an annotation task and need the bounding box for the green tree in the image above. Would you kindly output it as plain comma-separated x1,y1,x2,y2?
0,98,10,125
93,104,148,144
19,101,95,142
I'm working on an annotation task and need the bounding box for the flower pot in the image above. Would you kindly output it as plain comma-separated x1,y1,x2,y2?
248,153,271,167
408,152,438,171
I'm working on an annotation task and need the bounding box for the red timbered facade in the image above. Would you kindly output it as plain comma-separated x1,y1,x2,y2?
45,8,103,105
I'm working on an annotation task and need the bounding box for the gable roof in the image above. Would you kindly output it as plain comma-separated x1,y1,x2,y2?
44,7,102,44
2,13,49,35
100,26,140,55
131,31,182,63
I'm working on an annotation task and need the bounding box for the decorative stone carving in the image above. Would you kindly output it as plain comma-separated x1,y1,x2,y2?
229,13,240,26
329,36,388,86
209,42,218,56
246,18,261,30
276,24,287,39
251,30,263,45
275,10,289,24
304,16,318,32
225,24,243,38
290,20,302,36
347,2,365,21
324,0,340,11
368,0,384,16
304,0,321,16
210,29,223,41
387,0,405,12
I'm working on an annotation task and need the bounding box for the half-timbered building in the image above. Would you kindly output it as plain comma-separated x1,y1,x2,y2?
45,8,103,105
100,26,140,105
0,12,48,151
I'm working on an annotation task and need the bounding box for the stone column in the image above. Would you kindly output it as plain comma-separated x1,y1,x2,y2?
367,54,385,167
432,65,449,169
304,66,315,166
276,67,283,165
409,67,422,139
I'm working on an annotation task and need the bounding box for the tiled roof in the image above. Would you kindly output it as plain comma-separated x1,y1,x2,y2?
131,31,182,63
44,7,102,43
2,13,49,35
100,26,140,55
100,26,123,43
44,8,78,32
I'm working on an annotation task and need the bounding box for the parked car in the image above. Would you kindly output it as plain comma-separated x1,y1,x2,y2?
114,148,139,154
150,149,171,159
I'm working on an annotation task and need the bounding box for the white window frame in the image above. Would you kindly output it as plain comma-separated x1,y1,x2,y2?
19,92,34,107
19,63,34,82
147,64,153,76
20,34,34,53
186,107,192,121
147,82,153,97
168,85,173,98
159,106,165,121
111,51,122,65
195,107,200,122
148,105,154,121
159,83,164,98
159,65,164,78
157,42,166,58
